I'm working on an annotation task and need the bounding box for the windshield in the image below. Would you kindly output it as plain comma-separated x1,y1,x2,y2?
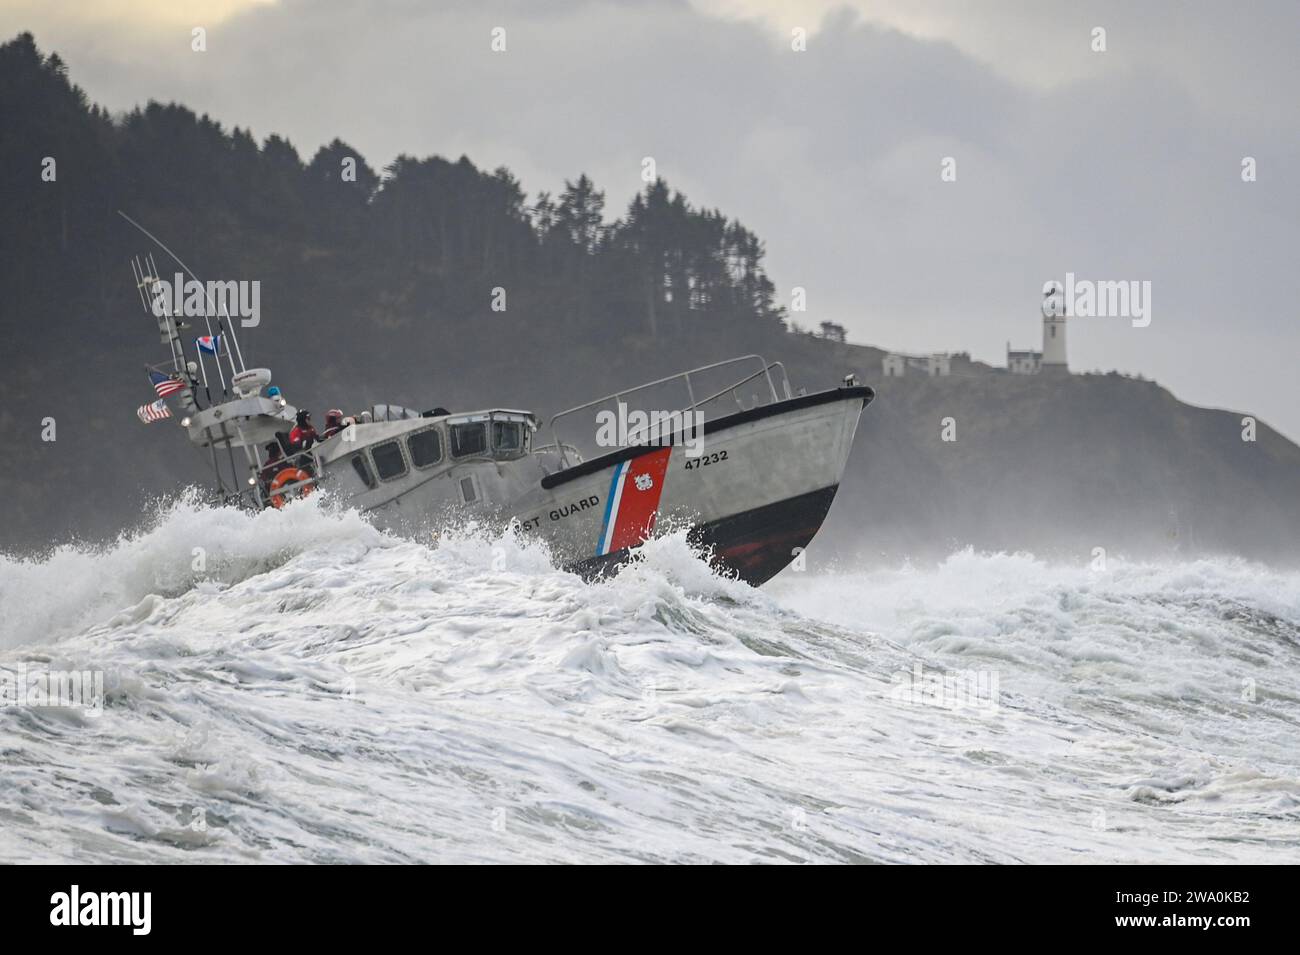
450,422,487,457
492,421,522,453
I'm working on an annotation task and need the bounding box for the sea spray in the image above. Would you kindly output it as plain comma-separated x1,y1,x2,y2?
1,502,1297,863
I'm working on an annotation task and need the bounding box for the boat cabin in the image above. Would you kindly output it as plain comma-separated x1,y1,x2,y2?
312,409,543,514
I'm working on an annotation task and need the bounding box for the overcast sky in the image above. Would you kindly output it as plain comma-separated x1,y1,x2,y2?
5,0,1298,438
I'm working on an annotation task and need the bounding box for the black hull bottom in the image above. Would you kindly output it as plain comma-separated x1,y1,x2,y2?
569,485,840,587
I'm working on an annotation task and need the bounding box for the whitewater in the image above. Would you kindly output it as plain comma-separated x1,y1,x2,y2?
2,494,1298,864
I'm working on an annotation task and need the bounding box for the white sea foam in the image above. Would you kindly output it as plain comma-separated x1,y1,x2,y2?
1,502,1297,863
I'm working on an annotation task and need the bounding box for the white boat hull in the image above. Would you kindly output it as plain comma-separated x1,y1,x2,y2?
327,386,872,585
513,386,871,584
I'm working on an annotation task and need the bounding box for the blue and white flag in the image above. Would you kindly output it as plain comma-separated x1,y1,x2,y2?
196,335,221,355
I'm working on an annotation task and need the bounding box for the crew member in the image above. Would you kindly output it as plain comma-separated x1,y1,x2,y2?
321,408,346,440
259,442,285,488
289,409,318,451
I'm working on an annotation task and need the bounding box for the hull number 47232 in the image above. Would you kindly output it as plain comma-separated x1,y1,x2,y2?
684,450,728,470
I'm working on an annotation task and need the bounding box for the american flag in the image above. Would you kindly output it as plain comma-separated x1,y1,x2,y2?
137,399,172,424
149,370,185,398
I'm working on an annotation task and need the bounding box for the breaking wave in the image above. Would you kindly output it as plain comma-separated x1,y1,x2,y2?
1,499,1297,862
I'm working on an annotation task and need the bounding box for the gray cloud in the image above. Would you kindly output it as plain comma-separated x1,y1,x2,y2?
6,0,1298,437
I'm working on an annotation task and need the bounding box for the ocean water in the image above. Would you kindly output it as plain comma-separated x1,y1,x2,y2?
2,494,1298,864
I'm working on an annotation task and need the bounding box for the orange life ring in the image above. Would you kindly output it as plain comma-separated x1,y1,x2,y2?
268,467,314,509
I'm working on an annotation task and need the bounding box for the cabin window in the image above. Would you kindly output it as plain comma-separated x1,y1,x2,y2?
350,454,377,489
460,476,477,503
407,428,443,468
450,422,487,457
372,440,408,481
492,421,522,453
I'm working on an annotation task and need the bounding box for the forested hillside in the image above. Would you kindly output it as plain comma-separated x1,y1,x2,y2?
3,32,1298,565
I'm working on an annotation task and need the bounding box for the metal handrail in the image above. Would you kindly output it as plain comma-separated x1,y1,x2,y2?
619,362,793,445
532,442,584,459
772,361,793,400
530,442,586,475
548,354,780,466
690,361,792,412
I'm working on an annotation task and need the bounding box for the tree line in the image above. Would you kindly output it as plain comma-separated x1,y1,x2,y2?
1,31,788,359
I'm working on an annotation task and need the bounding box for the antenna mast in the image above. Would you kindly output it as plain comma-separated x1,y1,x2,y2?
117,211,250,391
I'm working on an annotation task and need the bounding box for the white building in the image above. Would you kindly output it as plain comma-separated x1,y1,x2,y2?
882,352,952,378
1041,288,1068,373
1007,291,1069,375
1006,344,1041,375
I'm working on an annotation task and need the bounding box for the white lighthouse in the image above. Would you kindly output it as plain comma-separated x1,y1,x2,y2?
1040,285,1068,373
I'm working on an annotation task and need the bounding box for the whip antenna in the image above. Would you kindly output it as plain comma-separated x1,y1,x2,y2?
117,210,250,379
